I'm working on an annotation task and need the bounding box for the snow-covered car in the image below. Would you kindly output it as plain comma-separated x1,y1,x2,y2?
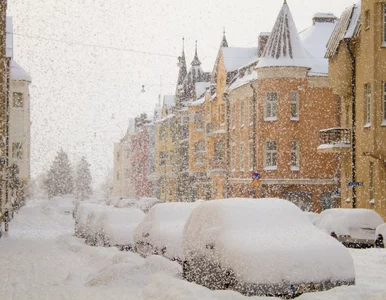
305,211,319,225
136,197,162,213
315,208,384,248
133,202,199,261
94,207,145,250
46,195,75,216
74,203,101,239
375,224,386,248
182,198,355,298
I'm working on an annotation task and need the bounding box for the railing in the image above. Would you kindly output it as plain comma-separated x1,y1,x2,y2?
319,128,351,145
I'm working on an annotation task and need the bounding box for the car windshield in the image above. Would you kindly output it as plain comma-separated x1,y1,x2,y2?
1,0,385,299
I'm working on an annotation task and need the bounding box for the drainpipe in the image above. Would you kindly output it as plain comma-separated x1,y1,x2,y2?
345,39,356,209
223,92,230,199
250,83,258,198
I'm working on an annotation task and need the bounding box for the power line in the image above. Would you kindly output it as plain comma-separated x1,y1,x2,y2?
7,31,179,59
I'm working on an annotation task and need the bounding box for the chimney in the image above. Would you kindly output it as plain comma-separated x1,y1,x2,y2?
258,32,270,57
312,13,338,25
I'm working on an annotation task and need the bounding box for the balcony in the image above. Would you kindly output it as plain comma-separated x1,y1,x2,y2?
206,122,226,136
317,128,351,153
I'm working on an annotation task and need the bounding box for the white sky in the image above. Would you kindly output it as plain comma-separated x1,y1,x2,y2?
7,0,355,186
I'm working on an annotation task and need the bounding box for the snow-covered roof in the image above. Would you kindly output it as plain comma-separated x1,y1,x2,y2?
10,60,31,82
299,15,338,75
195,82,209,99
325,3,361,58
228,69,258,92
163,95,175,109
187,97,205,107
154,114,175,124
257,2,311,69
221,47,258,72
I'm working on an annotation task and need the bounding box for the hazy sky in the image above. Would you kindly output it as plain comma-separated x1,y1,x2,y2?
7,0,355,186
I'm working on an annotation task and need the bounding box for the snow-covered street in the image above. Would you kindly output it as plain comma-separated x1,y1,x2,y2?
0,198,386,300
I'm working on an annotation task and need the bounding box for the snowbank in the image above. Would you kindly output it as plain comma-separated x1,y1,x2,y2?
136,197,162,213
182,198,355,295
305,212,319,225
315,208,384,237
134,202,200,260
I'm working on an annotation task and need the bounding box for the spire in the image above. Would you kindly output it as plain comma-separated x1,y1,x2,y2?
191,40,202,66
257,1,310,68
177,37,187,85
220,27,228,47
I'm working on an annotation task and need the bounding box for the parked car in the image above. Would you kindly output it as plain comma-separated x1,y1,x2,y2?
375,223,386,248
315,208,384,248
133,202,199,261
74,203,101,239
94,207,145,250
182,198,355,298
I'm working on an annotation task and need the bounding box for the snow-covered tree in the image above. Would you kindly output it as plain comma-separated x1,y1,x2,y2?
44,149,73,198
75,156,92,200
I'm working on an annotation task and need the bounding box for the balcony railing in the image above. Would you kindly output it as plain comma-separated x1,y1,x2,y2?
209,158,226,170
318,128,351,152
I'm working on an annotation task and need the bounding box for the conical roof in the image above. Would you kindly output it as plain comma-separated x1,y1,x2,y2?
191,41,201,66
257,1,310,69
220,29,228,48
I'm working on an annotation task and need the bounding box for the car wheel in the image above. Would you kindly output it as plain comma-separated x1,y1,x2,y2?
375,234,384,248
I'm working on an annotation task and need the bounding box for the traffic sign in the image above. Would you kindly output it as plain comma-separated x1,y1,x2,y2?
348,182,362,187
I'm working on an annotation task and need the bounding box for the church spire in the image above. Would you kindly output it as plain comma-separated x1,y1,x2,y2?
220,27,228,47
177,37,187,85
191,40,202,66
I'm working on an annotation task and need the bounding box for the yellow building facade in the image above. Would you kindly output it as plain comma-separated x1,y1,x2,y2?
323,0,386,219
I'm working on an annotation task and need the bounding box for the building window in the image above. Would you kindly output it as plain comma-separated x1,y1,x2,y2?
116,152,120,162
290,91,299,120
194,140,205,152
12,142,23,160
159,151,168,167
220,104,225,124
240,101,245,127
265,141,277,169
249,141,254,171
160,125,167,142
383,83,386,123
365,10,370,30
365,83,371,126
231,103,236,128
194,112,203,131
214,140,224,161
369,162,375,201
384,4,386,42
240,143,245,171
248,97,254,125
13,92,23,108
265,92,278,120
116,171,120,181
290,141,300,170
195,153,204,165
231,144,236,171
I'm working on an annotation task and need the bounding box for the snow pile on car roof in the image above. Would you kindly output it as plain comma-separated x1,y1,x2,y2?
183,198,355,285
134,202,199,259
315,208,384,236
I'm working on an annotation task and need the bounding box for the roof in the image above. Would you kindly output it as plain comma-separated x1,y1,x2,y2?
325,3,361,58
10,60,32,82
228,70,258,92
221,47,258,72
163,95,175,109
195,82,210,99
299,15,338,75
257,2,311,69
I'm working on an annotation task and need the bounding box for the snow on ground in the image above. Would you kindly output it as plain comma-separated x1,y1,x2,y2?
0,197,385,300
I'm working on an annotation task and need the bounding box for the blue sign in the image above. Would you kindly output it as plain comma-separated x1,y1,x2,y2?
252,172,260,181
348,182,362,187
